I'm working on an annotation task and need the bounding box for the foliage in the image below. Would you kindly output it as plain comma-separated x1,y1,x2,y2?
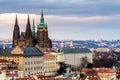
57,62,67,75
93,57,115,68
80,56,88,68
86,63,94,68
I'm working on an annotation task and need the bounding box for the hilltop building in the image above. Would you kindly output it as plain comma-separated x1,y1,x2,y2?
12,10,52,48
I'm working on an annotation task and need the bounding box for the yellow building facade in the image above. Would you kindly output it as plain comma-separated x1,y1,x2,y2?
43,53,57,76
97,68,116,80
50,49,64,69
0,46,43,76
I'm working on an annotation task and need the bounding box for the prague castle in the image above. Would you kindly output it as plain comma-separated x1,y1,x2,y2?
12,10,52,48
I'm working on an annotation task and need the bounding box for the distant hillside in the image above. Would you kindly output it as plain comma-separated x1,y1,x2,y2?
1,39,120,48
0,38,12,48
52,40,120,48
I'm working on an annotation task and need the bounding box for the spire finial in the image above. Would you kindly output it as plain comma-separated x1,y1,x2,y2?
40,10,44,23
27,14,30,24
41,10,43,17
15,15,18,25
70,40,73,48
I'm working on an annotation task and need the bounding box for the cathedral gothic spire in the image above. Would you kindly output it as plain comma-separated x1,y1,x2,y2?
12,15,20,47
13,15,20,39
25,15,32,39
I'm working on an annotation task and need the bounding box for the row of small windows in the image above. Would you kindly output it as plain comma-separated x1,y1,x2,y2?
24,56,42,59
44,59,55,61
44,68,56,72
25,61,42,65
44,66,55,69
26,72,43,75
25,66,43,71
44,63,55,66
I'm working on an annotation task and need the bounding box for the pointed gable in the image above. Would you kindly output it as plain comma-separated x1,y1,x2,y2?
11,46,23,54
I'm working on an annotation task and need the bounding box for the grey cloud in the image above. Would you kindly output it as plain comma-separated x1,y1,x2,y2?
0,0,120,16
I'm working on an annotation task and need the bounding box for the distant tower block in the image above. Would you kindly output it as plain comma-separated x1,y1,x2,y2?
60,41,64,48
70,40,73,48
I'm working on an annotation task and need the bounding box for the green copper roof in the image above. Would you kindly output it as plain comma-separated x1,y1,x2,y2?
32,19,35,33
32,19,35,39
37,10,47,28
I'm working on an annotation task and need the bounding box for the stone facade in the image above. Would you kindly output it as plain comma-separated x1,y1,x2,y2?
43,53,57,76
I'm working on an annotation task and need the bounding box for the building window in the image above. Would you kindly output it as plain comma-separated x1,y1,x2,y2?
25,68,27,71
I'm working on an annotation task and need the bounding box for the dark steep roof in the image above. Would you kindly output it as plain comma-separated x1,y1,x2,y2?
62,48,91,54
22,47,43,56
0,47,43,56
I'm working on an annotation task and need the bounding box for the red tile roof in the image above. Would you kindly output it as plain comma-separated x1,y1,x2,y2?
37,74,46,79
65,77,72,80
87,77,98,80
0,59,9,63
93,68,116,73
16,77,35,80
82,68,116,73
6,71,18,77
43,52,55,58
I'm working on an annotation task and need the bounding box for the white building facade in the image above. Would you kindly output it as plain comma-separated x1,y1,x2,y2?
63,48,93,66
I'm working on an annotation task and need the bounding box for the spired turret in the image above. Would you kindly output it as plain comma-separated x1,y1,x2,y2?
70,40,73,48
32,19,37,46
32,19,35,40
60,41,64,48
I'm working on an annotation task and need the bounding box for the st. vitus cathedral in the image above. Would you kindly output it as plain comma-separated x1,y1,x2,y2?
12,10,52,48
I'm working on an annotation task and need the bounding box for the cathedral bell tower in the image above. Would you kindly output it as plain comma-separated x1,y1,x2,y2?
25,15,33,47
37,10,52,48
12,15,20,47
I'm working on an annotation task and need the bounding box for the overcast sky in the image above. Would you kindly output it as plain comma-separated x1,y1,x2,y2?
0,0,120,40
